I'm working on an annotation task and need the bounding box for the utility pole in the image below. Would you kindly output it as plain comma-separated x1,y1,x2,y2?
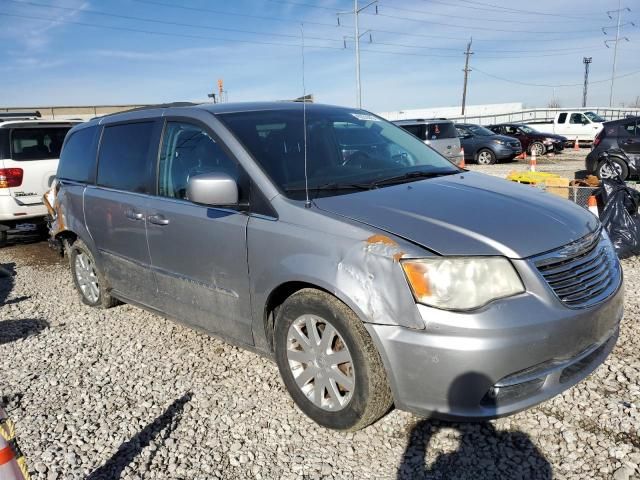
582,57,592,108
461,37,473,116
337,1,377,109
603,2,633,106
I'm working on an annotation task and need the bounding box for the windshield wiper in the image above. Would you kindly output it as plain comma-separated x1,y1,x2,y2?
284,182,371,193
367,170,457,188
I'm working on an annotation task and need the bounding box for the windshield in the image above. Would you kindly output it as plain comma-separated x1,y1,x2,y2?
218,107,459,199
584,111,605,123
468,125,495,136
518,125,538,134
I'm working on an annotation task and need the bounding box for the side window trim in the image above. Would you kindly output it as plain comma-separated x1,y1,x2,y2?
157,115,277,218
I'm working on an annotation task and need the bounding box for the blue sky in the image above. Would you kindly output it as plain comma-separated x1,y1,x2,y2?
0,0,638,111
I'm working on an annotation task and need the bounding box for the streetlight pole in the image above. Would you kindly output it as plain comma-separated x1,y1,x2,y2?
582,57,592,108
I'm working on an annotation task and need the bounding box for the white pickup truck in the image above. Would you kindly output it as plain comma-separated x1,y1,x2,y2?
526,111,605,144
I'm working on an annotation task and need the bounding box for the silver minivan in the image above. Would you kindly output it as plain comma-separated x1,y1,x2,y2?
50,102,623,431
394,118,463,165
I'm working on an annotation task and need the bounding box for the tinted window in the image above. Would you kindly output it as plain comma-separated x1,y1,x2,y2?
218,108,458,199
401,125,424,139
10,127,70,161
557,113,567,124
619,120,637,136
570,113,585,124
97,122,155,193
426,122,456,140
504,126,520,135
57,126,98,182
158,121,240,200
467,125,495,136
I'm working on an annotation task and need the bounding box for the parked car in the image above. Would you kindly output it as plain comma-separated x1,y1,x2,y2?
0,112,78,243
586,116,640,180
488,124,565,156
527,111,605,144
455,123,522,165
51,102,623,431
393,118,463,165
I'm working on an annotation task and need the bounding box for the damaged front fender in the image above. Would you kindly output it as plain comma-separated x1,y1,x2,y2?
336,234,426,330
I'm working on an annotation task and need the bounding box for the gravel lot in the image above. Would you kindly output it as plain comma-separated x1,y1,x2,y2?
1,150,639,479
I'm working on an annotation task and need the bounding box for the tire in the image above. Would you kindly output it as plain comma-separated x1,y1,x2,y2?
274,289,393,431
597,157,629,181
476,148,496,165
529,142,545,157
69,239,118,308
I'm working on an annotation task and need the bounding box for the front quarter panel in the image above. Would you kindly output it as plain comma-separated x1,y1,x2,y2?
248,196,428,352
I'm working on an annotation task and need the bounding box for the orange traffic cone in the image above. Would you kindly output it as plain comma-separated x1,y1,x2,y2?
0,407,28,480
0,435,26,480
574,137,580,151
529,149,537,172
588,195,599,217
458,147,466,168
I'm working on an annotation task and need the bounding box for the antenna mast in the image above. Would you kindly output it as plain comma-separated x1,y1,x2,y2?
300,24,310,208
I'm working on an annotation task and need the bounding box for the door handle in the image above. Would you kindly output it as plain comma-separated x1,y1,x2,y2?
125,209,144,220
148,214,170,225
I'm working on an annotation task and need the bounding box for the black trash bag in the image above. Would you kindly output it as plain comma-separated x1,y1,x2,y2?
597,176,640,259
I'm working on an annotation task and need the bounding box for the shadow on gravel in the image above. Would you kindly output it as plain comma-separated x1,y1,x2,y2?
397,373,552,480
0,318,49,345
0,262,16,305
87,392,193,480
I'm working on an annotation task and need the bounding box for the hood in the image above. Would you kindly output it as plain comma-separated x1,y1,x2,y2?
314,172,599,258
494,134,520,144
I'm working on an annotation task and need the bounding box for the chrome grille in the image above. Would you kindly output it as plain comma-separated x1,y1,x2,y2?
533,229,621,308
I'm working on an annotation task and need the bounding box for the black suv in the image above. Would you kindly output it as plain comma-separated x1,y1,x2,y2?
586,116,640,180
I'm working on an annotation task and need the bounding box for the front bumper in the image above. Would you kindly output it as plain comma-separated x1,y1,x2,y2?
366,273,623,420
494,145,522,160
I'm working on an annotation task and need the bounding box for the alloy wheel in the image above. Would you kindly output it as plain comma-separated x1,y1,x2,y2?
599,162,623,179
74,252,100,303
286,314,355,411
477,151,493,165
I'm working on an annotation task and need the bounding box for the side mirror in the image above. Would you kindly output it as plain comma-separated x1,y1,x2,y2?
187,172,238,207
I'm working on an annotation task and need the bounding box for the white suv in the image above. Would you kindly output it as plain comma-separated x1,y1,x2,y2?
0,112,78,241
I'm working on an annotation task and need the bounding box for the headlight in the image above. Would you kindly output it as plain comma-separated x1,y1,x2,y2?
492,139,506,145
401,257,524,310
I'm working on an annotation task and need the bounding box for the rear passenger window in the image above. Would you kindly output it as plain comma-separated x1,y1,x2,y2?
57,126,98,183
620,121,637,136
557,113,567,124
401,125,424,139
97,122,155,193
426,123,456,140
10,127,70,161
158,122,240,200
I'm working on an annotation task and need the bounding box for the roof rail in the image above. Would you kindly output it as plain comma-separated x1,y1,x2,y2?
0,111,41,121
95,102,200,120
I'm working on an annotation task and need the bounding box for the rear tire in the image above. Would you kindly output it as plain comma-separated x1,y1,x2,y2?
476,149,496,165
597,157,629,181
274,289,393,431
69,239,118,308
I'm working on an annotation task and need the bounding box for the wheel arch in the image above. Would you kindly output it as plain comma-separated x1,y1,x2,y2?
262,280,359,353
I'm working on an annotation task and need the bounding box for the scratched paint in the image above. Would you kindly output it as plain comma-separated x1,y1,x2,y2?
336,235,423,329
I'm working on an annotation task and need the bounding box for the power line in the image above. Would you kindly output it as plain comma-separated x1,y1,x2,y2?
130,0,342,28
264,0,342,11
367,11,617,34
429,0,603,20
377,2,594,24
3,0,345,43
472,65,640,88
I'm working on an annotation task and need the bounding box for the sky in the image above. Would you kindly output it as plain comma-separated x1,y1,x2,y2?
0,0,638,113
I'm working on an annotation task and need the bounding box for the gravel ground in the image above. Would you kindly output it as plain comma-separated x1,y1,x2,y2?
1,151,639,480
